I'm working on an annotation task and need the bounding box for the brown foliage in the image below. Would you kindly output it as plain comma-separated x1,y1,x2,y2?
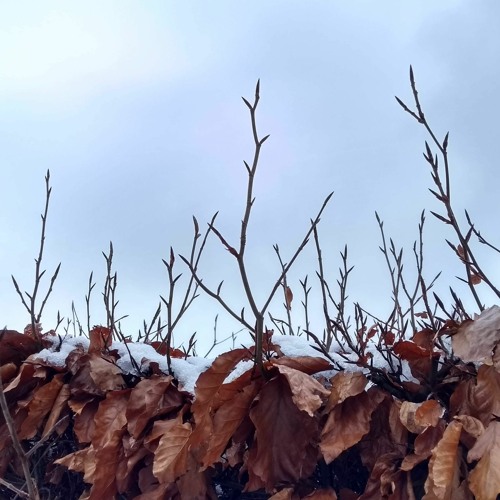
1,322,500,499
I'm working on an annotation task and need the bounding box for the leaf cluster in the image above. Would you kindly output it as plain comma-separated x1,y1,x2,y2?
1,314,500,499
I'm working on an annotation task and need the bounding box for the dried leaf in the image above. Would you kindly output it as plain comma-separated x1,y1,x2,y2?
467,420,500,500
89,389,130,498
268,487,294,500
393,340,435,361
359,452,408,500
302,489,337,499
246,375,318,492
271,355,332,375
88,326,112,353
275,364,329,416
0,330,41,365
452,306,500,364
400,400,444,434
42,382,71,438
126,375,183,439
71,398,99,444
202,381,258,469
192,348,253,421
423,420,463,499
468,365,500,425
401,419,445,471
285,286,293,310
470,272,482,285
454,415,484,439
152,415,192,484
326,371,368,411
321,387,386,464
0,362,18,383
416,400,444,427
69,353,126,397
19,374,65,439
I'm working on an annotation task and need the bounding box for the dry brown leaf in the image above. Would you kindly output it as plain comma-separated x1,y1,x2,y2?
469,365,500,425
69,353,126,397
188,349,255,462
359,452,408,500
275,364,329,416
452,305,500,364
192,348,253,421
88,326,112,353
55,447,89,474
116,435,150,493
285,286,293,310
423,420,463,500
467,420,500,500
176,452,216,499
400,400,443,434
321,387,387,464
416,400,444,427
88,389,130,498
246,375,318,492
454,415,484,439
400,401,426,434
470,272,482,285
0,362,18,383
268,487,295,500
401,419,445,471
271,355,332,375
302,488,337,499
126,375,183,439
42,381,71,438
202,381,258,469
18,374,65,439
3,362,41,402
71,398,99,444
0,330,41,365
152,415,192,485
326,371,368,411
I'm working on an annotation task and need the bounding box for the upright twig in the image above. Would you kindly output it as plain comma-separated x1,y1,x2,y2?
160,214,214,373
11,170,61,341
181,81,333,372
85,272,96,336
396,66,500,309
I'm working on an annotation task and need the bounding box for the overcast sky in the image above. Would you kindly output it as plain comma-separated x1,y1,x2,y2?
2,1,499,355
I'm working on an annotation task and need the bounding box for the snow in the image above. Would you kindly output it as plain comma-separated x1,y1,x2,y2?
170,356,213,393
225,359,255,384
273,334,323,358
33,331,418,397
35,334,90,367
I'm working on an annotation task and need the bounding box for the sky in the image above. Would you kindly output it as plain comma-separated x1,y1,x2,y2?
2,1,500,355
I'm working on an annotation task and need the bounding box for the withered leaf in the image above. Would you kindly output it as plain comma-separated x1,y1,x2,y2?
326,371,368,411
424,420,463,499
19,374,65,439
152,415,192,485
126,375,183,439
321,387,386,464
246,375,318,492
452,306,500,364
275,364,329,416
467,420,500,500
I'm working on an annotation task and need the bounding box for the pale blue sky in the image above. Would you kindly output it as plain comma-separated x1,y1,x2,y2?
2,1,499,353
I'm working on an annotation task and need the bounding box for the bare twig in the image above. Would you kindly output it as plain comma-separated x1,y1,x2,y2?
180,81,333,373
396,66,500,308
11,170,61,342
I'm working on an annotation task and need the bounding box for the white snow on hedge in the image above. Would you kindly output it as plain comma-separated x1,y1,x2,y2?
33,331,417,395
